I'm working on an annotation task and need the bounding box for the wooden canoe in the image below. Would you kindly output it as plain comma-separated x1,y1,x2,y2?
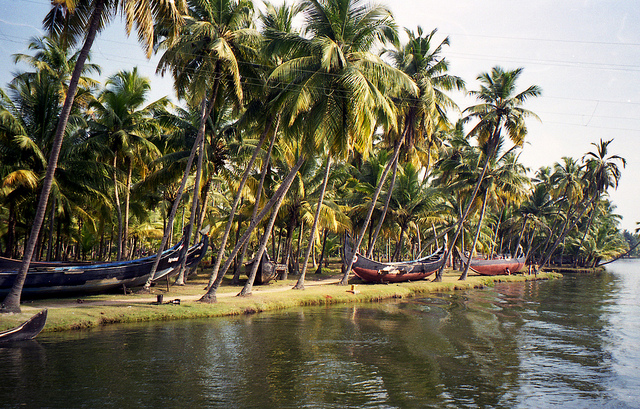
458,250,525,276
0,235,208,295
0,309,47,343
343,239,446,283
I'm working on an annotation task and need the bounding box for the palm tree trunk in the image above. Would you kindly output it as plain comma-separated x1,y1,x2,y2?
435,142,497,282
537,196,596,271
367,148,399,258
123,159,133,259
206,120,272,289
232,119,278,284
113,155,123,261
239,168,294,297
46,197,56,261
141,97,209,291
175,131,205,285
200,156,306,302
1,0,105,313
460,189,489,280
315,229,329,275
294,155,332,289
341,134,405,285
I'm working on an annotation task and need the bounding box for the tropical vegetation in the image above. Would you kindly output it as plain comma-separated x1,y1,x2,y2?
1,0,632,312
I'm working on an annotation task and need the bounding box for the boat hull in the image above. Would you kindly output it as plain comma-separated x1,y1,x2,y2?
344,239,445,284
0,236,208,295
0,309,47,342
459,252,525,276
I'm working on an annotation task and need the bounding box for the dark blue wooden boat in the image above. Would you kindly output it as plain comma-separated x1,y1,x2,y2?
0,235,208,295
0,309,47,342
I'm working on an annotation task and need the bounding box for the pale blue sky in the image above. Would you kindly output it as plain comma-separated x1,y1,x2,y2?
1,0,638,231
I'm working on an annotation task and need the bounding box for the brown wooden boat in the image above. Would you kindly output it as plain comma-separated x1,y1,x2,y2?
343,239,446,283
0,309,47,343
244,252,286,285
458,249,525,276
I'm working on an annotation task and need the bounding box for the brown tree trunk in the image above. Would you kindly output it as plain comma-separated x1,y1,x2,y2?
1,0,105,313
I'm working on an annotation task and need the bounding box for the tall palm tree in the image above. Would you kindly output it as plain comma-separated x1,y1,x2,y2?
538,139,625,270
369,27,464,255
2,0,185,313
88,68,164,260
155,0,265,294
268,0,417,286
434,66,540,281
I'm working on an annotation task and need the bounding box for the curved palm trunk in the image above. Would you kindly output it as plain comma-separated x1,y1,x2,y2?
435,142,498,282
200,156,306,303
367,148,399,258
239,184,289,296
175,132,205,285
1,0,105,313
460,188,488,280
315,229,329,274
141,98,209,291
232,120,278,284
206,121,272,289
294,156,332,290
537,195,596,271
341,135,404,285
113,155,123,261
123,160,133,259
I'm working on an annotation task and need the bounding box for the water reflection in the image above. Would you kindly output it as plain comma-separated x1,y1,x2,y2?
1,262,639,408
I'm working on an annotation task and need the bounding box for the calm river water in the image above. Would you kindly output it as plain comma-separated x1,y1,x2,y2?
1,260,639,408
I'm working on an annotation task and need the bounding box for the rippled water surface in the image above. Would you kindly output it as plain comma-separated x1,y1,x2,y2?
1,261,639,408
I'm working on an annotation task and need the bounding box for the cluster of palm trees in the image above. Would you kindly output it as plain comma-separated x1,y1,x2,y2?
0,0,629,312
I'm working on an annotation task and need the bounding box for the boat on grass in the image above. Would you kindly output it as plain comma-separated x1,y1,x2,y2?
457,249,525,276
244,252,286,285
0,235,208,296
343,239,446,283
0,309,47,343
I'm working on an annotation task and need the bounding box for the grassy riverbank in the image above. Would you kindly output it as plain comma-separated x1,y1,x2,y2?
1,268,561,333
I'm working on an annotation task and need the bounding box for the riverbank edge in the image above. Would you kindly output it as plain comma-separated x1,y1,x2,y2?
1,270,562,334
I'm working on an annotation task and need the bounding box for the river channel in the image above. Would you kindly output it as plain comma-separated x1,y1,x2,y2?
1,260,639,408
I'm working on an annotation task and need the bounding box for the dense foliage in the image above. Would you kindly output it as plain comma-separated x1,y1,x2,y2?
0,0,631,288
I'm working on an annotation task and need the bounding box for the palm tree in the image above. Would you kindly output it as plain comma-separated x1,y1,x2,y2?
368,27,464,255
2,0,185,313
155,0,266,295
267,0,417,286
537,139,625,270
434,66,540,281
88,68,164,260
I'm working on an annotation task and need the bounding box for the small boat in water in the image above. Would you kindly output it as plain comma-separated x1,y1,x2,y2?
0,309,47,343
0,235,208,295
458,249,525,276
344,239,446,283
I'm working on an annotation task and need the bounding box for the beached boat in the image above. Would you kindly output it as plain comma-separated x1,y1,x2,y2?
0,235,208,295
343,239,447,283
0,309,47,342
458,250,525,276
244,252,286,285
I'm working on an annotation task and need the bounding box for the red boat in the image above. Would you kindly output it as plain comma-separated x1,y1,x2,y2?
458,250,525,276
343,239,446,283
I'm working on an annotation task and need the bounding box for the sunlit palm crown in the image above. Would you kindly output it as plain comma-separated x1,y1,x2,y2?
157,0,260,107
269,0,417,160
464,66,541,148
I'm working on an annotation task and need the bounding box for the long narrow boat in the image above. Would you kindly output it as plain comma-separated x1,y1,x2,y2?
458,250,525,276
343,239,447,283
0,309,47,343
0,235,208,295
